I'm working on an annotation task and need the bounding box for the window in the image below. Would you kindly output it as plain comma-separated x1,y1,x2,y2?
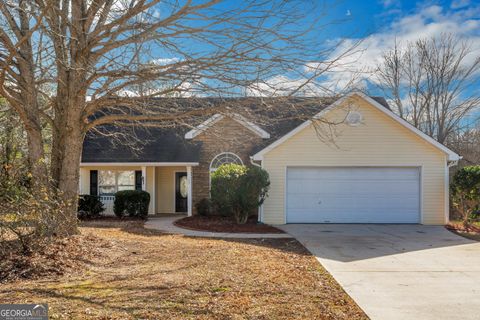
179,176,188,198
98,170,116,195
210,152,243,173
117,171,136,191
98,170,135,195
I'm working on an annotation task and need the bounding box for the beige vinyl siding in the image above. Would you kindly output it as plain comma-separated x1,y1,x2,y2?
262,96,447,225
79,167,90,195
156,166,186,213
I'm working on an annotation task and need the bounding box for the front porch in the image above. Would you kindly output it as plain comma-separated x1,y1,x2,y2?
79,163,197,216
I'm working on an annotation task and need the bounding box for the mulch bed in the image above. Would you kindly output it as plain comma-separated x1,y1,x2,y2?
174,215,285,233
446,222,480,241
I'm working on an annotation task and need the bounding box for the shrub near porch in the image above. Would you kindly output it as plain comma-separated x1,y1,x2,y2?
114,190,150,218
210,164,270,224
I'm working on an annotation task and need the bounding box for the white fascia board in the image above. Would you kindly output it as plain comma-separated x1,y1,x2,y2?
80,162,200,167
252,91,461,161
184,114,224,139
184,113,270,139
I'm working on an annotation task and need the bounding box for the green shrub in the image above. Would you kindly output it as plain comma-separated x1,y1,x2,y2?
78,195,105,219
195,198,212,216
451,166,480,226
114,190,150,218
211,164,270,224
210,164,247,217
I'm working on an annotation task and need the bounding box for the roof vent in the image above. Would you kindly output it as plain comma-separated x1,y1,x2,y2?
346,111,363,126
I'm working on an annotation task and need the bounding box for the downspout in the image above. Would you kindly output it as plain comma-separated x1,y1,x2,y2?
445,158,460,224
249,156,262,168
447,160,459,168
250,156,264,223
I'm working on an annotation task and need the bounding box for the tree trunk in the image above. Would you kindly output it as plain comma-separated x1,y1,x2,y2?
53,92,86,235
50,112,67,187
56,123,84,235
23,113,48,183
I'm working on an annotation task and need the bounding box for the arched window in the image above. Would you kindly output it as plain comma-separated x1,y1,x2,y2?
210,152,243,174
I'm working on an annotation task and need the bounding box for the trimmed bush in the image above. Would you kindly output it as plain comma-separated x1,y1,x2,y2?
195,198,212,216
211,164,270,224
114,190,150,218
451,165,480,226
78,195,105,219
210,164,247,217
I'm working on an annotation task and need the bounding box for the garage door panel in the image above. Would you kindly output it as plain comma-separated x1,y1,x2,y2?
286,167,420,223
288,183,419,198
287,199,419,212
288,167,419,180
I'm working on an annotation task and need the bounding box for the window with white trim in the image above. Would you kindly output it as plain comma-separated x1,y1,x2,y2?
210,152,243,175
98,170,135,195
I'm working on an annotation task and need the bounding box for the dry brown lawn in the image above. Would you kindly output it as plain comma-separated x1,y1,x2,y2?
0,220,367,319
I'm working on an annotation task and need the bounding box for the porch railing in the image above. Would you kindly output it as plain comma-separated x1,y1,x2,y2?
99,195,115,216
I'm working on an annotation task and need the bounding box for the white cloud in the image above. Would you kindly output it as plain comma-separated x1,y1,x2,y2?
115,81,194,97
150,57,180,66
252,4,480,96
318,4,480,88
246,75,328,97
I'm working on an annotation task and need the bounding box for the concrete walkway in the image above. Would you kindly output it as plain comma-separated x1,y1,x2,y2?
145,215,292,238
280,224,480,320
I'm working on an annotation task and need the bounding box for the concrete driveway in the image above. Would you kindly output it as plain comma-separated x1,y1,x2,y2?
279,224,480,320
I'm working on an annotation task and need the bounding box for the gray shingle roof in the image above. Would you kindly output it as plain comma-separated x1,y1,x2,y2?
82,126,201,163
82,96,390,163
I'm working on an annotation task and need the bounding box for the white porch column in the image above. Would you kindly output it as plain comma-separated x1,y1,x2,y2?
78,169,82,193
141,166,146,190
187,166,192,216
152,167,156,215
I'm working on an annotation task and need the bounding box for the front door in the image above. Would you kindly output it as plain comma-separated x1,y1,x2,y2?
175,172,188,212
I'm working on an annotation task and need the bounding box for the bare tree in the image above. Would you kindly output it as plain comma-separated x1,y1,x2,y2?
0,0,360,233
448,119,480,165
375,33,480,144
0,99,26,181
0,1,48,180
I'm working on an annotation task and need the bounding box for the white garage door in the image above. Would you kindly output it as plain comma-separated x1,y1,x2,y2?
286,167,420,223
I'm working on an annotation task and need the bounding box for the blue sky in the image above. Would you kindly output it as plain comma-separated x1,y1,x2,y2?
306,0,480,92
139,0,480,110
320,0,479,43
202,0,480,98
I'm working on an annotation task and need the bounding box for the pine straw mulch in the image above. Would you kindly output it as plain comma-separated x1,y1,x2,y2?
446,222,480,241
0,219,368,320
174,215,285,233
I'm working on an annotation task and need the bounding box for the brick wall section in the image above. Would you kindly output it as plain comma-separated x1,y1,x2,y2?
191,116,264,214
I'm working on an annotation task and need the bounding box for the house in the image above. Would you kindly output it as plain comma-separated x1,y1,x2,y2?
79,92,460,224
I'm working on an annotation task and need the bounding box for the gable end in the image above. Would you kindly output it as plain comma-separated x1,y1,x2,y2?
252,92,460,161
185,113,270,140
